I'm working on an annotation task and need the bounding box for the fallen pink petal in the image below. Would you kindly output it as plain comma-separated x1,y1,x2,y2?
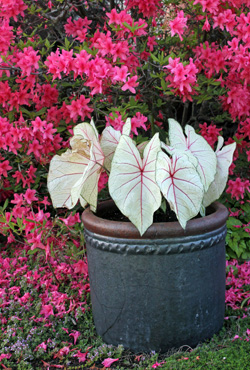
102,357,119,368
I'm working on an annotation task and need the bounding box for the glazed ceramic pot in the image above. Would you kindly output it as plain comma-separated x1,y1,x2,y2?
82,200,228,353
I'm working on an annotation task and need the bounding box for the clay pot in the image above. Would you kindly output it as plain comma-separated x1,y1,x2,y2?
82,200,228,352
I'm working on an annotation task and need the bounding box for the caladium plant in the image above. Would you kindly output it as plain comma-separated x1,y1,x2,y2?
47,118,236,235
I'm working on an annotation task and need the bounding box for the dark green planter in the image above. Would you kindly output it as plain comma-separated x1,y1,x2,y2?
82,200,228,353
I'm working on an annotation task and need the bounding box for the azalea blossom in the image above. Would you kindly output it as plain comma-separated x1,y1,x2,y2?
169,10,188,41
121,76,139,94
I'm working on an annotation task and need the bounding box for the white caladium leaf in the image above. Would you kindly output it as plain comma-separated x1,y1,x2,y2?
137,140,149,157
78,160,101,212
161,141,174,154
47,149,89,209
161,142,198,168
70,125,104,212
156,151,204,229
100,119,132,172
184,125,217,191
122,118,131,135
168,118,217,191
48,121,104,212
168,118,187,149
216,136,224,152
203,139,236,207
72,122,104,164
90,117,99,137
109,133,162,236
100,126,121,172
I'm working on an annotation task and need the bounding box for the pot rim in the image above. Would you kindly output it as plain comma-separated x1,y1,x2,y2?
81,199,229,239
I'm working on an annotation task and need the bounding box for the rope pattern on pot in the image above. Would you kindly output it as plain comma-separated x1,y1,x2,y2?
84,226,227,255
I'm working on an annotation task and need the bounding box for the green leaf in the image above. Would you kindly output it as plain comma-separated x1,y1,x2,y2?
2,199,8,211
122,21,133,32
0,216,6,223
160,198,166,213
36,107,47,116
16,218,23,228
64,37,70,51
27,248,40,255
160,78,168,90
45,39,50,49
227,217,243,228
200,205,206,217
56,126,67,133
241,203,250,214
150,53,160,63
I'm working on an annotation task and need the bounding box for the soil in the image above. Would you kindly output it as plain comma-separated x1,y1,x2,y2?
97,203,178,223
96,201,213,223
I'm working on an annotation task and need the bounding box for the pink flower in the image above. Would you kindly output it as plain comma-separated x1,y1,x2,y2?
147,36,157,51
152,361,166,368
40,304,54,318
112,65,129,83
102,358,119,368
60,213,81,226
0,160,12,177
19,292,31,304
164,57,198,102
124,0,162,18
69,330,81,345
26,139,43,158
169,10,188,41
35,341,47,351
199,122,222,147
98,171,109,192
73,350,88,363
105,111,124,131
54,346,71,359
232,335,242,341
73,260,88,278
24,189,38,204
0,353,11,361
152,362,161,368
67,95,93,122
202,16,211,31
131,112,148,135
121,76,139,94
226,178,250,200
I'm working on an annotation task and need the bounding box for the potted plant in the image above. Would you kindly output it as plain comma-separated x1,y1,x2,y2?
47,117,235,352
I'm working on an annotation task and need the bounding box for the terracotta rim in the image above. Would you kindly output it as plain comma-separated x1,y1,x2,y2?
81,199,229,239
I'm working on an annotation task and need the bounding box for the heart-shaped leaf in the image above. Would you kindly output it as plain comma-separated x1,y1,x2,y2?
71,122,104,211
185,125,217,191
100,126,121,172
47,149,89,209
48,121,104,211
161,142,198,168
168,119,217,191
203,138,236,207
156,151,204,229
109,133,162,235
168,118,187,149
100,118,132,172
73,122,104,164
122,117,131,135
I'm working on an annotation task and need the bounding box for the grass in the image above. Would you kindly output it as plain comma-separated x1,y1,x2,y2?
0,242,249,370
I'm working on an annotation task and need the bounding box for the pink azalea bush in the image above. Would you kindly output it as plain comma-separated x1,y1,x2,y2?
0,0,249,255
0,0,249,367
0,0,249,256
